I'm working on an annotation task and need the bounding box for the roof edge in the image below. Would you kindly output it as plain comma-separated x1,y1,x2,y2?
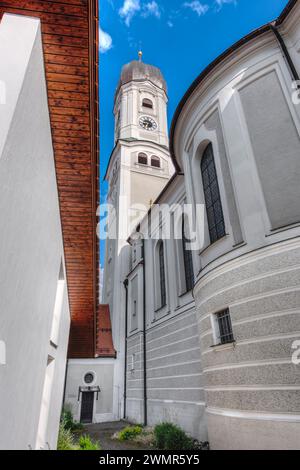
276,0,298,25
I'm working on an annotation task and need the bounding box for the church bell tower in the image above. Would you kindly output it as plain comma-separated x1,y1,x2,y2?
114,51,169,148
107,53,174,235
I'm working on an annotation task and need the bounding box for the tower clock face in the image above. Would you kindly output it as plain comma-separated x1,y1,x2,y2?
139,116,158,131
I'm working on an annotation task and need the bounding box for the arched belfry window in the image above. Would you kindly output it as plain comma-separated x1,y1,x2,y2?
182,218,194,292
142,98,153,109
138,153,148,165
158,241,166,308
151,156,160,168
201,143,225,244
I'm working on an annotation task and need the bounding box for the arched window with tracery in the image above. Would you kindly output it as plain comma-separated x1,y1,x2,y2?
158,241,166,308
182,218,194,292
201,143,225,244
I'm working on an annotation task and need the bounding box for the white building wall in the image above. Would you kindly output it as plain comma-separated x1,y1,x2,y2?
125,179,208,441
65,359,115,424
172,5,300,449
0,15,70,450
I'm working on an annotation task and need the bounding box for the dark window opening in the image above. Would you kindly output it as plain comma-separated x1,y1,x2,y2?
138,153,148,165
151,156,160,168
84,373,94,385
201,143,226,244
142,98,153,109
216,309,234,345
182,219,194,292
158,242,166,308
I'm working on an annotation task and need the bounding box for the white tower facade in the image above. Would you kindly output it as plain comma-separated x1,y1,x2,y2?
102,59,173,420
112,59,173,219
114,60,169,147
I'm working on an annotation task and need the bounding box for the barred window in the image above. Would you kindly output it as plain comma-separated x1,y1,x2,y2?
201,143,226,244
138,152,148,165
158,241,166,308
182,219,194,292
215,309,234,345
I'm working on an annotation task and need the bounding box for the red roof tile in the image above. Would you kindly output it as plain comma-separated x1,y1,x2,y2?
96,305,116,358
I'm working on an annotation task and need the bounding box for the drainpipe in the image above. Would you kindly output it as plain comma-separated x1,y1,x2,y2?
142,239,148,427
62,357,69,412
123,279,129,420
270,23,300,82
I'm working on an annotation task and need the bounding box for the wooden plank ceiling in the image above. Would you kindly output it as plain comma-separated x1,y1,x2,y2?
0,0,100,358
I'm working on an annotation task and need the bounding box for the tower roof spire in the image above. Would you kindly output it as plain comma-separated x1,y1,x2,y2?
138,50,143,62
115,58,167,102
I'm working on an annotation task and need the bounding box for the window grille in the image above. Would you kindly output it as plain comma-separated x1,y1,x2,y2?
201,143,225,243
182,219,194,292
159,242,166,308
216,309,234,345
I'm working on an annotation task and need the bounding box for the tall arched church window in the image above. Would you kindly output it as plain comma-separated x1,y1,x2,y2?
151,156,160,168
158,241,166,308
201,143,226,244
142,98,153,109
182,218,194,292
138,153,148,165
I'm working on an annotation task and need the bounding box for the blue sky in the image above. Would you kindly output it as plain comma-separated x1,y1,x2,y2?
99,0,289,265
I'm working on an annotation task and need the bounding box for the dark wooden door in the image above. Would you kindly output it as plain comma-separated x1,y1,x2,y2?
80,392,94,424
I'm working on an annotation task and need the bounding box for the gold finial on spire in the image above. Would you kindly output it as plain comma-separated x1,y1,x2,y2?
138,50,143,62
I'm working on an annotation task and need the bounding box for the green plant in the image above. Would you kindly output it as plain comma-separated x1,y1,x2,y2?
154,422,194,450
57,421,78,450
154,422,176,449
164,426,194,450
118,425,143,441
78,435,100,450
61,408,83,432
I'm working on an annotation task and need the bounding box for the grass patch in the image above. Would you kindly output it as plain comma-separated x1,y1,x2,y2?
57,410,101,451
57,420,78,450
78,434,101,450
118,425,143,441
113,425,154,447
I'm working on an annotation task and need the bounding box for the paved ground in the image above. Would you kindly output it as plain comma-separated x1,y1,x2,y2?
83,421,153,451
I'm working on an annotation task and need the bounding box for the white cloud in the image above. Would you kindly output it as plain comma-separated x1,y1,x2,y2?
167,20,174,28
99,27,113,53
119,0,141,26
184,1,209,16
215,0,237,9
142,1,161,19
